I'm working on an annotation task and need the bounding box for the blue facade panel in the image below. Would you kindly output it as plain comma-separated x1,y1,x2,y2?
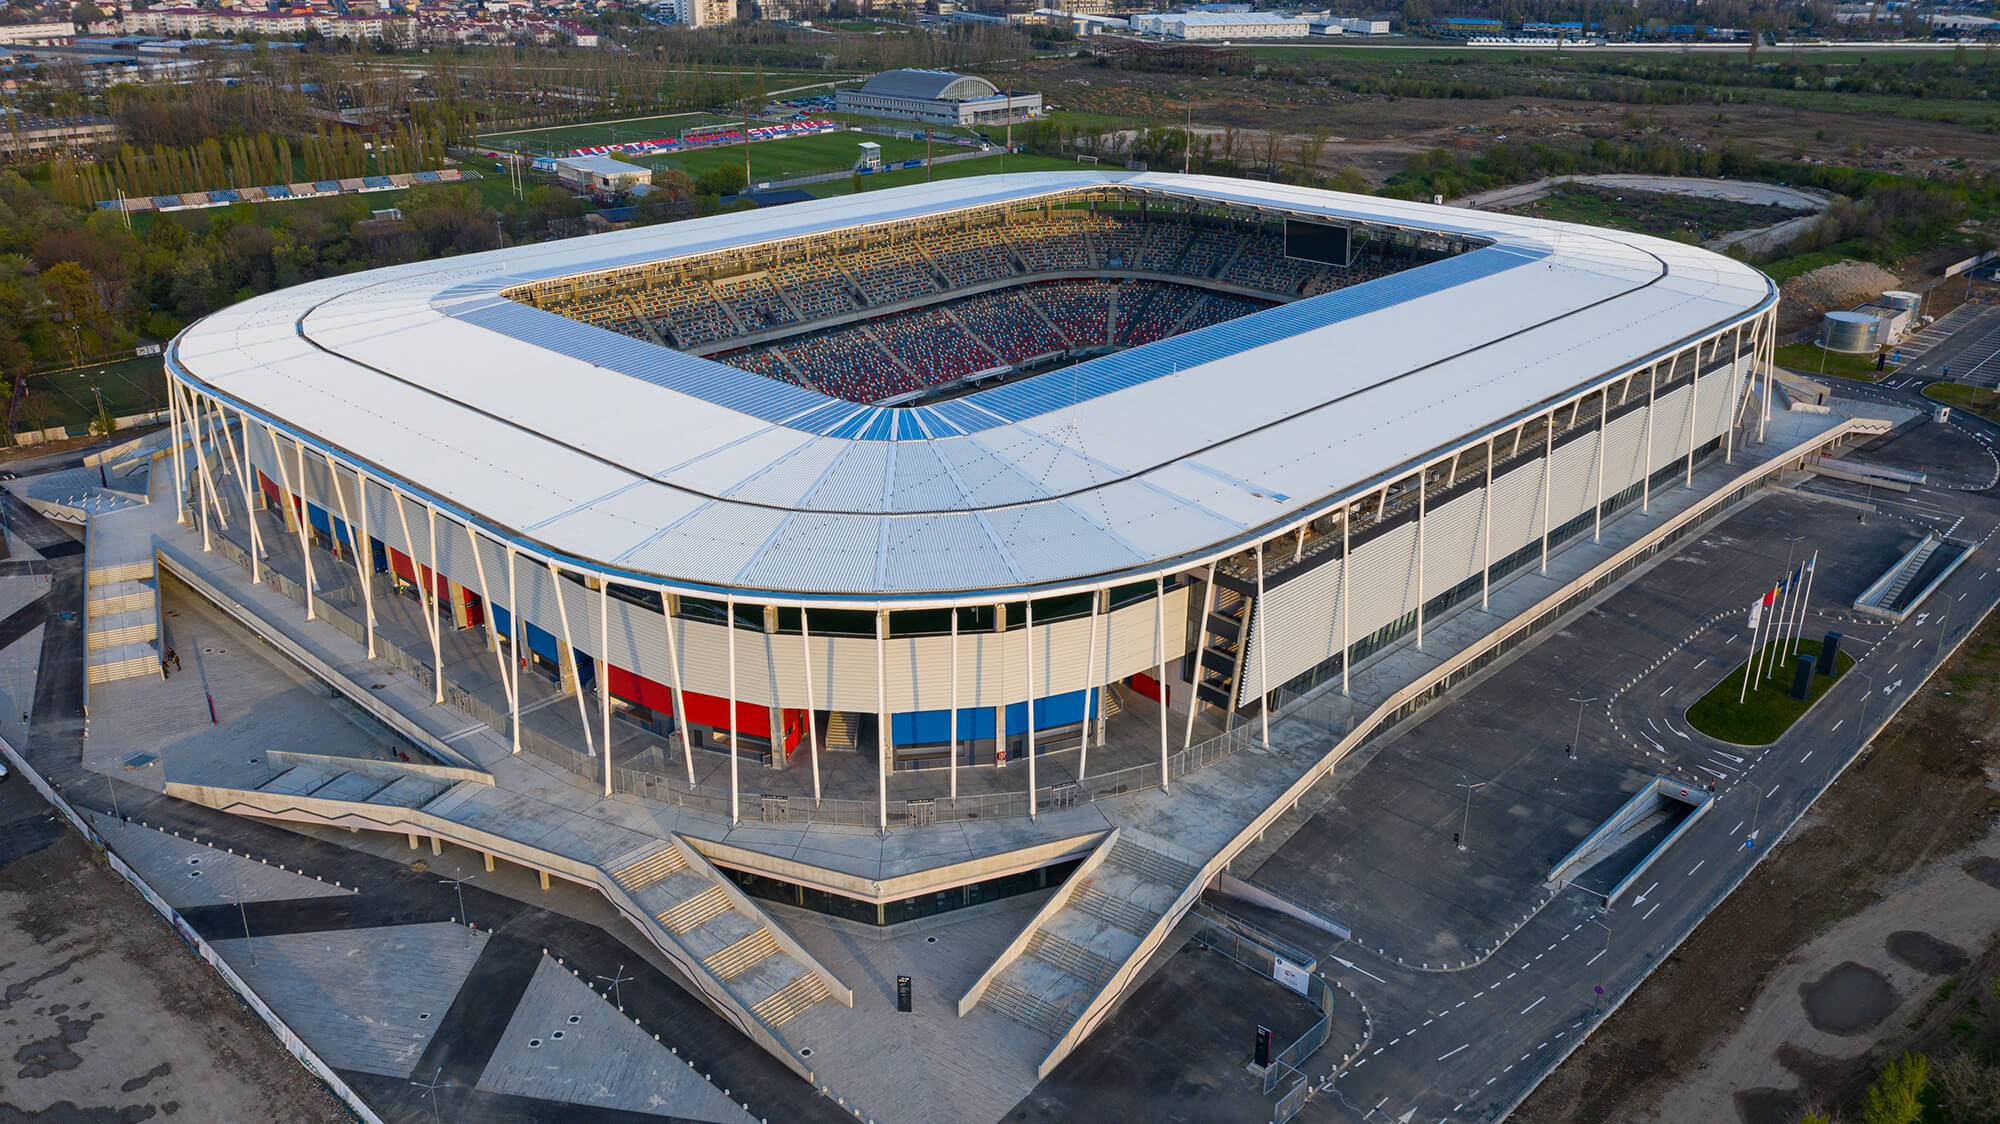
892,689,1097,745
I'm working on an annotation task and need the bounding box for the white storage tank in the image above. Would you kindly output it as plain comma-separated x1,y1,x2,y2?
1820,310,1879,354
1881,290,1921,311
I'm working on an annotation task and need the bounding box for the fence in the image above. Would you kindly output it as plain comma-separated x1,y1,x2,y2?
1188,905,1335,1123
0,735,387,1124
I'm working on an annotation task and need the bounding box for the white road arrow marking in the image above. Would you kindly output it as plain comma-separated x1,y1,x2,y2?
1332,956,1386,983
1633,881,1659,905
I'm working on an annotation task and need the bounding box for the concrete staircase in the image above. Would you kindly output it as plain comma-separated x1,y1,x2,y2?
606,840,839,1030
86,561,158,685
171,767,852,1081
967,831,1203,1061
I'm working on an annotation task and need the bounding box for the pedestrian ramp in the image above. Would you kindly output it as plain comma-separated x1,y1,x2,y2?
959,829,1207,1076
1855,533,1975,621
163,757,851,1084
1547,777,1713,907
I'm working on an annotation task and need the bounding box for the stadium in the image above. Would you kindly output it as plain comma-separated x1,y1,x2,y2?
164,171,1779,835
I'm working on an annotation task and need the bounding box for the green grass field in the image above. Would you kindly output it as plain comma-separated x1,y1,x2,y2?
1774,340,1885,382
637,130,952,182
476,112,737,156
27,355,168,432
1924,382,2000,424
1686,637,1853,745
801,153,1085,198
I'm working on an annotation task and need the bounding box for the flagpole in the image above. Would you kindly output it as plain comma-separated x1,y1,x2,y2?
1739,596,1761,704
1767,568,1797,681
1791,551,1818,662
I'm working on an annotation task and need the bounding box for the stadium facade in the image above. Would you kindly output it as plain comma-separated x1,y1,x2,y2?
165,171,1777,834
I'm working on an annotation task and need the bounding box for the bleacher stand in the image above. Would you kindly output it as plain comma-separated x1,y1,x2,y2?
1007,214,1105,274
925,226,1018,287
781,330,902,402
770,260,858,321
1026,281,1114,347
1090,218,1148,270
1115,281,1203,347
847,244,941,307
716,275,799,332
953,291,1065,364
717,347,796,382
652,284,736,347
873,308,990,387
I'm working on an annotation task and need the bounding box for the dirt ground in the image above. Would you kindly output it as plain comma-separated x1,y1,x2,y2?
0,801,350,1123
1514,618,2000,1124
1032,57,2000,188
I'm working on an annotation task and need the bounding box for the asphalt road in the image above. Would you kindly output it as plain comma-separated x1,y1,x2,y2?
1267,373,2000,1121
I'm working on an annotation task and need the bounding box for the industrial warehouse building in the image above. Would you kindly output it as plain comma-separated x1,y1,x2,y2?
834,68,1042,126
166,171,1777,824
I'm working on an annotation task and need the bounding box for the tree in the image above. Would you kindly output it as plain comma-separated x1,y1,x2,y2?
695,162,748,197
71,1,105,30
1859,1053,1929,1124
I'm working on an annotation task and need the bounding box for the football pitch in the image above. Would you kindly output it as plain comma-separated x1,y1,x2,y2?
475,113,738,155
639,130,961,182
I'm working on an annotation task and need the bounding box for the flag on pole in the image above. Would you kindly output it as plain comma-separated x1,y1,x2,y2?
1749,583,1778,630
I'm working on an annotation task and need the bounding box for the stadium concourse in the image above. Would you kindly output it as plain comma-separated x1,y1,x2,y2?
143,172,1893,1101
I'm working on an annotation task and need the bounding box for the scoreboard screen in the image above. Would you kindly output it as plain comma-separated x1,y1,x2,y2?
1283,220,1352,267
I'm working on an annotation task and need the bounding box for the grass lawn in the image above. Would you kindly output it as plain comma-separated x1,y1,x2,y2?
1510,183,1808,242
28,355,168,432
1686,637,1854,745
639,130,947,182
800,153,1085,198
1924,382,2000,424
476,112,737,155
1774,340,1884,382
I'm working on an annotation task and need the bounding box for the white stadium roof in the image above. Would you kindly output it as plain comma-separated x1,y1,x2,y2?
169,172,1775,602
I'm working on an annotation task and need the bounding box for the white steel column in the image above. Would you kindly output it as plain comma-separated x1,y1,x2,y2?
1540,411,1553,574
391,487,442,699
1254,546,1270,746
235,406,262,584
168,384,188,527
1481,436,1494,610
260,427,304,605
1155,575,1169,792
1685,349,1699,488
187,389,221,550
659,594,693,784
426,503,442,698
467,526,514,726
874,609,888,833
1024,599,1038,822
1643,363,1657,513
1079,590,1099,779
726,596,740,826
1792,550,1818,661
544,561,597,762
505,547,521,754
323,453,372,652
1340,506,1352,696
946,609,957,802
1183,562,1216,751
291,439,318,619
599,581,613,798
801,612,821,804
204,396,249,509
1593,387,1607,541
1415,475,1426,649
352,468,373,654
1759,311,1773,442
1724,330,1737,464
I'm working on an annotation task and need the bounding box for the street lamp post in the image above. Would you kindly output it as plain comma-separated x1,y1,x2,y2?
1566,695,1595,759
439,870,472,942
1455,778,1485,852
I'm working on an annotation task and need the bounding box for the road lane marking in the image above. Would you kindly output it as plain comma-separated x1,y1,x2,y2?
1521,996,1545,1014
1588,948,1607,966
1693,658,1708,671
1730,820,1743,834
1831,720,1843,732
1802,750,1812,762
1768,784,1781,798
1438,1044,1469,1061
1643,902,1661,920
1689,860,1704,876
1660,685,1674,697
